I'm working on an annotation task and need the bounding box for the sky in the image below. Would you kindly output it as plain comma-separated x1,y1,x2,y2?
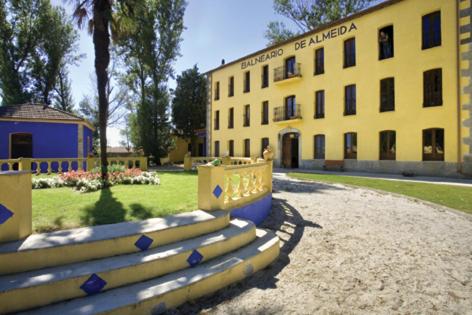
51,0,298,146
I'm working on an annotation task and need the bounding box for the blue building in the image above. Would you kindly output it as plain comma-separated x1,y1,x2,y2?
0,104,94,170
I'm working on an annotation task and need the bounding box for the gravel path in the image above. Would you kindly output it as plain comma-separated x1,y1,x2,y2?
172,173,472,314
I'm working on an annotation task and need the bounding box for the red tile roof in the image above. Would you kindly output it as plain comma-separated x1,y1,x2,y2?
0,103,86,122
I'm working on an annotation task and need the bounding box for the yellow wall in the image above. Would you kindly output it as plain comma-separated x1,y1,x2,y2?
168,136,205,163
208,0,462,170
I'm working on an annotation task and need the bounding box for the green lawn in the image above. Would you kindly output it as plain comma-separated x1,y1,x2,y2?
288,172,472,215
32,172,198,233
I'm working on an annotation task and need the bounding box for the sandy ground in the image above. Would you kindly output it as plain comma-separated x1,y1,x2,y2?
171,172,472,314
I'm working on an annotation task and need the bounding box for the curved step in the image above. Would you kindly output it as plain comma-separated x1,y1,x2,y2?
0,210,229,275
19,229,280,315
0,219,255,314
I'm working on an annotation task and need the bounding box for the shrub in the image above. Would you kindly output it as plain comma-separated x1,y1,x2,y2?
32,169,160,193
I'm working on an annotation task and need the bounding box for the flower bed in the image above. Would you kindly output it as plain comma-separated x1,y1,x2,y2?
32,167,160,193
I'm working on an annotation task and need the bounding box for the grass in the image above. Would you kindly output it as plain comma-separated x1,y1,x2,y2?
32,171,198,233
288,172,472,215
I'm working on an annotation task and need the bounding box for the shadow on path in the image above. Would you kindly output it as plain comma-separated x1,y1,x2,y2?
169,197,322,314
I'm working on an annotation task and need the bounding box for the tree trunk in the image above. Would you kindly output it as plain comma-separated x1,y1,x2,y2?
93,1,111,180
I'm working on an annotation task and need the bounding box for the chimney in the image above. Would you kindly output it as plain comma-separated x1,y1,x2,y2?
221,59,225,65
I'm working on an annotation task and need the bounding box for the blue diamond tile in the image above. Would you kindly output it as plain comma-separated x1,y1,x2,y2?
213,185,223,198
0,204,14,225
80,274,107,295
135,235,154,251
187,249,203,267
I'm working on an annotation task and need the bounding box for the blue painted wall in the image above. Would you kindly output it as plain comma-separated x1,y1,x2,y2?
230,193,272,226
0,121,92,172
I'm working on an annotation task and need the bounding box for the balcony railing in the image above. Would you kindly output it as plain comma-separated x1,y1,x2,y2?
274,63,302,82
273,105,302,122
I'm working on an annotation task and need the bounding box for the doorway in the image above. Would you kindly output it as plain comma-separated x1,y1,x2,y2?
10,133,33,158
282,132,299,168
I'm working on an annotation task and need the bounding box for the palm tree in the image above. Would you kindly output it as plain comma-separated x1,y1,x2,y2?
69,0,114,180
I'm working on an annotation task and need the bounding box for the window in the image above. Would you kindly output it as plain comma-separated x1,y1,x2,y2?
314,47,324,75
285,95,297,118
244,139,250,157
214,110,220,130
261,101,269,125
228,107,234,129
379,131,396,160
380,78,395,112
315,90,325,119
262,65,269,88
228,140,234,157
423,128,444,161
379,25,394,60
285,56,296,78
244,71,250,93
10,133,33,159
314,135,325,159
261,137,269,157
422,11,441,49
344,85,356,115
243,104,250,127
214,141,220,157
423,68,442,107
344,132,357,159
214,81,220,100
228,76,234,97
344,38,356,68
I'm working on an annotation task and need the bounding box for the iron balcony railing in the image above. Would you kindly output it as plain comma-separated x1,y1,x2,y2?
274,63,302,82
273,104,302,122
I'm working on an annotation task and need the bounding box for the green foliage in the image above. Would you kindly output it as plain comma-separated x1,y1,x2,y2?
117,0,186,163
0,0,80,106
266,0,376,45
171,65,207,155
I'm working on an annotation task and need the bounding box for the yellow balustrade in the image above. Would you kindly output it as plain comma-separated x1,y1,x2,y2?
0,156,148,174
198,159,273,211
184,155,254,171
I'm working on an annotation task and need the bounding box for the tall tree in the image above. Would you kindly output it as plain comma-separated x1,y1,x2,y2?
53,67,75,112
172,65,207,156
71,0,134,178
0,0,80,105
265,0,376,45
117,0,186,163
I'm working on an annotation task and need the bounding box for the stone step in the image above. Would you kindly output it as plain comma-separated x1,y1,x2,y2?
19,229,280,315
0,210,229,275
0,219,255,314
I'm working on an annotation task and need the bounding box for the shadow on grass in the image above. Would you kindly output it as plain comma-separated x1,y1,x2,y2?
169,197,322,314
130,203,154,220
81,188,126,226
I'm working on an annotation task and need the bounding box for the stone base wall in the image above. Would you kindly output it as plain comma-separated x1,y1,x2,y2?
463,155,472,176
297,159,468,178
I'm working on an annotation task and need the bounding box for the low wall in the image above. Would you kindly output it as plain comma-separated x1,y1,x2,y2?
0,171,32,243
197,157,273,225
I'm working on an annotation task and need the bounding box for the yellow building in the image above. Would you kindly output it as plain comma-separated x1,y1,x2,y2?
205,0,472,177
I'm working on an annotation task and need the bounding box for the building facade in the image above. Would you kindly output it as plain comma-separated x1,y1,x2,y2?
0,104,94,171
206,0,472,177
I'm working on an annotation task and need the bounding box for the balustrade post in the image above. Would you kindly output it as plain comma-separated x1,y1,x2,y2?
18,158,31,172
0,171,32,243
197,165,226,211
141,157,148,171
262,161,273,192
184,153,192,171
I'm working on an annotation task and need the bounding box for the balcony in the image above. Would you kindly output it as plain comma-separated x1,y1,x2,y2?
273,105,302,123
274,63,302,84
